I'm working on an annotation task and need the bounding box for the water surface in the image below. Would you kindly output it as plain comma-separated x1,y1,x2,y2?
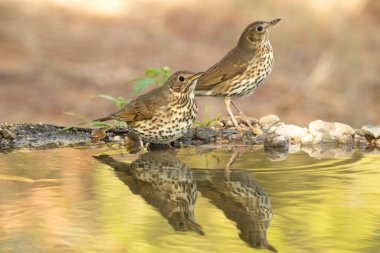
0,145,379,253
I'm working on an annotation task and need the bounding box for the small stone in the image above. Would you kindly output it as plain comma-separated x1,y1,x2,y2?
312,132,324,144
195,126,217,142
301,134,314,145
354,134,369,146
220,117,233,127
264,122,289,147
330,123,355,138
259,114,280,127
248,117,258,125
321,132,334,143
91,128,106,140
309,120,333,132
0,129,16,140
177,137,192,146
252,124,264,136
183,128,196,138
338,135,354,144
285,124,308,144
228,134,242,141
309,120,354,140
221,129,239,135
361,125,380,139
208,121,224,129
113,135,121,141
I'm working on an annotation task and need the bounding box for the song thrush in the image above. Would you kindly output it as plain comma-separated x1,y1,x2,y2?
96,71,202,145
94,151,203,235
194,148,275,250
195,19,281,132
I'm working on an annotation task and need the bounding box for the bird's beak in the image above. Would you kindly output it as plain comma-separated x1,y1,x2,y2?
268,18,281,27
186,72,204,92
189,72,204,82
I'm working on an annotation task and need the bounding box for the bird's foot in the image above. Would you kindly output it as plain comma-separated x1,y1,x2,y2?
235,113,264,136
238,112,254,129
251,126,264,136
234,125,247,135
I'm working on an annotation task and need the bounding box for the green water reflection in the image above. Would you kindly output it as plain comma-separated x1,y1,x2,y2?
0,146,379,253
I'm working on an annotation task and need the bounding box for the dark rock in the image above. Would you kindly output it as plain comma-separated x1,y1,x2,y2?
175,137,192,146
354,134,369,148
221,129,239,136
0,129,16,140
228,134,242,142
183,128,196,138
195,126,218,142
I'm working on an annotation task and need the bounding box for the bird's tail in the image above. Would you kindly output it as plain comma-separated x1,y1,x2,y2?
93,115,113,122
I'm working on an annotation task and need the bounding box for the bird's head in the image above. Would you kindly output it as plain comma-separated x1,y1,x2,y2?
167,71,204,94
238,19,281,47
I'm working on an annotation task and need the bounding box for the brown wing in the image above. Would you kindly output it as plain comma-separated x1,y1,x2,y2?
109,86,169,122
196,46,256,91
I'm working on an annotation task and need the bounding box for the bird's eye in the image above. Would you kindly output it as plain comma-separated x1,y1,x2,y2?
256,26,263,32
178,76,185,82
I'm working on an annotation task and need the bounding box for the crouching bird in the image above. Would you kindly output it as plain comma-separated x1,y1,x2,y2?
95,71,203,147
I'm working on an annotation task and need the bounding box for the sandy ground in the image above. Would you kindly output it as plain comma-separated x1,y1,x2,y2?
0,0,379,127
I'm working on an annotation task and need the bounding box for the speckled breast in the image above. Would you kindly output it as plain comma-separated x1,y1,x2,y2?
131,94,198,144
227,49,274,97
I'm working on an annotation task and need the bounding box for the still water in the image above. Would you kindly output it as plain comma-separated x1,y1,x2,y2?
0,145,379,253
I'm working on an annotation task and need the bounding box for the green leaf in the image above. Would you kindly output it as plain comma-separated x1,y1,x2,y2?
145,68,161,78
114,121,128,128
63,111,91,122
161,66,173,83
90,121,112,127
132,77,156,95
97,94,128,109
97,94,118,103
115,97,129,109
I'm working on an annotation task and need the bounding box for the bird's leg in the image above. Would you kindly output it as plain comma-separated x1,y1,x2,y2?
230,100,263,135
230,100,254,128
224,97,243,132
224,147,250,179
224,150,239,180
124,129,145,154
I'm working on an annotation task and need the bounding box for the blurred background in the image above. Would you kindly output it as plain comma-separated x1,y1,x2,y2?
0,0,379,128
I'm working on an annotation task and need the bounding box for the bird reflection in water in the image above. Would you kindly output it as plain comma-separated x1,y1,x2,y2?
94,151,203,235
194,147,277,252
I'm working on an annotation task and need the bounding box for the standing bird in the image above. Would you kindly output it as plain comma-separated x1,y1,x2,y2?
195,19,281,132
96,71,203,146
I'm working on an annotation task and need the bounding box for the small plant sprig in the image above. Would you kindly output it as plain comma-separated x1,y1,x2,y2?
96,95,129,109
95,67,173,110
131,66,173,95
194,105,220,127
63,112,127,129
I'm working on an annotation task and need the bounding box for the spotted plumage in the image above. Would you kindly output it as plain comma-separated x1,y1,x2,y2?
195,19,280,131
96,71,202,144
194,169,275,251
94,151,203,235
